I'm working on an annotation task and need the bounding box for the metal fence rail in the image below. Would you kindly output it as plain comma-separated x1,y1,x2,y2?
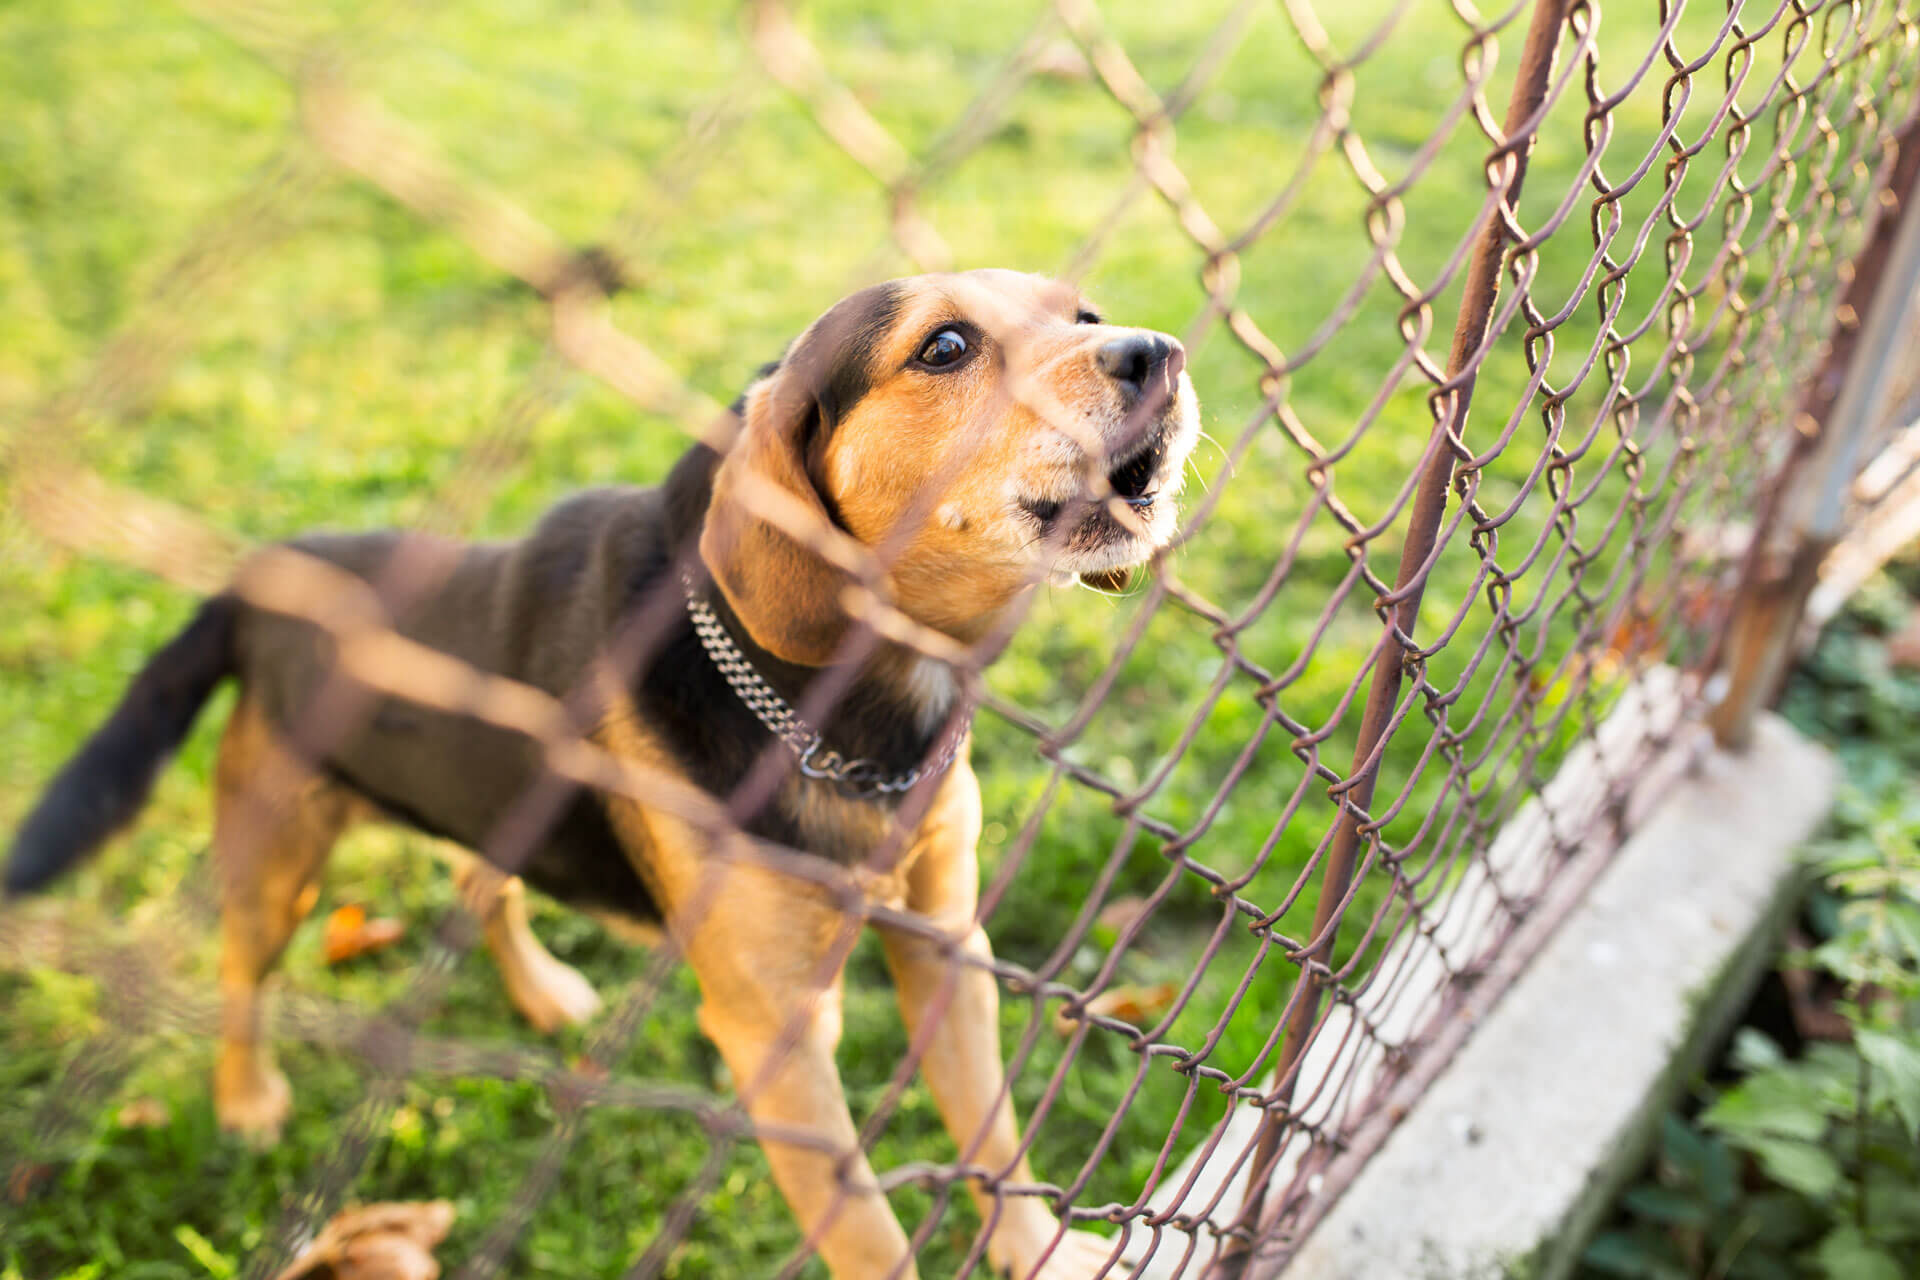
4,1,1920,1277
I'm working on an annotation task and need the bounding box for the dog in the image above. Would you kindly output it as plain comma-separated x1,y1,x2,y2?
5,269,1199,1279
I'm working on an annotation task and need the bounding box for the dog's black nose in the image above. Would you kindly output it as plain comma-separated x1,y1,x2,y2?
1097,332,1184,398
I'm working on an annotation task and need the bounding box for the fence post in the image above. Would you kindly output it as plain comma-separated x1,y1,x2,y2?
1707,111,1920,750
1203,2,1573,1274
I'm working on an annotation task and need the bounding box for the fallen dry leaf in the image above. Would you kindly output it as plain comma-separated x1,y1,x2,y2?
323,903,406,965
1053,982,1177,1035
1780,928,1859,1042
1887,605,1920,671
115,1097,172,1129
7,1161,56,1206
273,1201,455,1280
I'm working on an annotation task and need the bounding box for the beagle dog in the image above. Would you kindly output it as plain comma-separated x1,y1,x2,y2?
6,270,1199,1279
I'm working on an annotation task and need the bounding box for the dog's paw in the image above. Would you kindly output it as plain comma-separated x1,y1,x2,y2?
214,1055,293,1146
990,1227,1125,1280
504,951,603,1034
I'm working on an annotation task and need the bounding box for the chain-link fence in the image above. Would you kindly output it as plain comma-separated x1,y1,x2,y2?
5,1,1920,1277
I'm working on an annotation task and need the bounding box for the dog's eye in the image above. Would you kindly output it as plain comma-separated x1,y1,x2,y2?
1076,308,1102,325
916,327,969,369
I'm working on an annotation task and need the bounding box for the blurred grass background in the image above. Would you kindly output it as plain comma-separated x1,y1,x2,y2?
0,0,1874,1275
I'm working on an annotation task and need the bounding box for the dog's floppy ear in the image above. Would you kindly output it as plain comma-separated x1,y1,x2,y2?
699,371,852,666
699,283,904,667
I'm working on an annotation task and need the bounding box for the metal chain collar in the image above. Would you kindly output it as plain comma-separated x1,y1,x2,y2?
680,569,966,795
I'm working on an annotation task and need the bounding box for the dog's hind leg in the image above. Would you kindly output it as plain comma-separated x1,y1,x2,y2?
210,695,353,1143
445,851,602,1033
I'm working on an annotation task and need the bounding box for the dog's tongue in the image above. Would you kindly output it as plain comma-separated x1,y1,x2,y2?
1080,566,1133,593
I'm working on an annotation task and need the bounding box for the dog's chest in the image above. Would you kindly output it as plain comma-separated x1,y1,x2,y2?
777,778,901,873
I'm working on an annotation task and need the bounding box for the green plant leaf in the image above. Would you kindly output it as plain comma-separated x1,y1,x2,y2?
1697,1131,1738,1211
1581,1229,1686,1279
172,1225,234,1280
1804,885,1847,939
1741,1190,1826,1247
1805,1043,1874,1101
1705,1073,1834,1143
1858,1028,1920,1142
1809,1224,1905,1280
1863,1169,1920,1244
1884,901,1920,976
1741,1137,1843,1201
1658,1112,1737,1209
1622,1182,1710,1228
1812,931,1881,985
1729,1029,1787,1075
1725,1251,1798,1280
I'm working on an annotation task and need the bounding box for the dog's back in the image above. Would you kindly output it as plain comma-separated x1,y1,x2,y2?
4,485,672,916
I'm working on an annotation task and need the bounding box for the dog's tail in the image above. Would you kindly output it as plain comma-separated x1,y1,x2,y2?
6,596,240,896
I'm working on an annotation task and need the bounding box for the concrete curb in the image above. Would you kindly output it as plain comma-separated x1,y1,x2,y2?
1281,709,1835,1279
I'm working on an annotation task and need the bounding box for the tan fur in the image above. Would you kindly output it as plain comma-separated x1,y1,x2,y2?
212,696,356,1141
209,701,603,1137
447,850,602,1033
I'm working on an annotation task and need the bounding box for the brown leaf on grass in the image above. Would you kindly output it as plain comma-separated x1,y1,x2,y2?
6,1161,56,1205
1602,603,1665,664
115,1096,172,1129
1781,929,1859,1042
272,1201,456,1280
1887,605,1920,671
1053,982,1177,1035
323,903,406,965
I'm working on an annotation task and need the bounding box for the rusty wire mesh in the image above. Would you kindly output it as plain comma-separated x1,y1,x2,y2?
5,0,1920,1277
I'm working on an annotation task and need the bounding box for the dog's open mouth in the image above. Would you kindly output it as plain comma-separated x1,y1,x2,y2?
1107,429,1166,508
1022,425,1172,529
1020,424,1177,593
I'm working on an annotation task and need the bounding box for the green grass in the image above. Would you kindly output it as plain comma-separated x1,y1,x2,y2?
1,1,1903,1276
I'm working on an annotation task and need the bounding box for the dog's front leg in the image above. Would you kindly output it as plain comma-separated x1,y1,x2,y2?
654,850,919,1278
696,971,917,1279
881,767,1120,1280
881,924,1121,1280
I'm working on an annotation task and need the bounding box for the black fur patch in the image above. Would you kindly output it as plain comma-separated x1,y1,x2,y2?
727,280,904,429
806,280,906,429
6,596,237,894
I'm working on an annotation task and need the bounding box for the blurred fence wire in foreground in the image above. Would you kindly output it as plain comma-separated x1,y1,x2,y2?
6,0,1920,1276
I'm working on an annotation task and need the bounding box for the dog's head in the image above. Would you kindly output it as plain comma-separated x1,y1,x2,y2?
700,269,1200,665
